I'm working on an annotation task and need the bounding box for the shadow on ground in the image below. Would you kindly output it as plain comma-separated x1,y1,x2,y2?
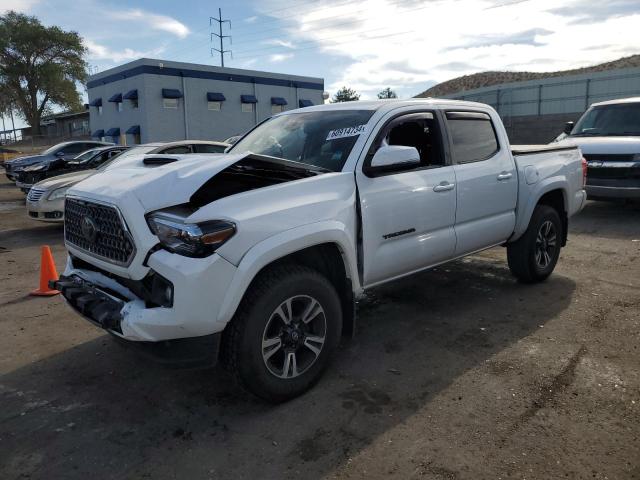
0,256,575,480
571,200,640,240
0,224,63,251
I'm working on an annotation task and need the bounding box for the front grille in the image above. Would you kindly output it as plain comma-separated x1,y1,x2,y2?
64,198,135,266
583,154,636,162
27,187,46,202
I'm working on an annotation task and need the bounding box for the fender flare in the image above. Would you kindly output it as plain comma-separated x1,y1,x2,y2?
216,221,360,326
511,176,569,242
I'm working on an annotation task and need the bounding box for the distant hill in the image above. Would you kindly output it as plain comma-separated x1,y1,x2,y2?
415,55,640,98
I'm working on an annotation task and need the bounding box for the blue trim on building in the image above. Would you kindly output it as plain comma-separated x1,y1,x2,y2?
241,94,258,103
207,92,226,101
89,98,102,107
162,88,183,99
91,129,104,137
123,89,138,100
87,64,324,91
271,97,287,105
126,125,140,135
299,99,314,108
105,127,120,136
108,93,122,103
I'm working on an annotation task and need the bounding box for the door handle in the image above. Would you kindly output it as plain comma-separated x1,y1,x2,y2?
433,182,455,192
497,172,513,181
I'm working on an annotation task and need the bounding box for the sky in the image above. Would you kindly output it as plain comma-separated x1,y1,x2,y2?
3,0,640,103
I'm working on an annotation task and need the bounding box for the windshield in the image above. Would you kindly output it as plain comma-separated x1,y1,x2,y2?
100,145,158,170
41,143,66,155
572,103,640,136
229,110,375,172
73,148,101,162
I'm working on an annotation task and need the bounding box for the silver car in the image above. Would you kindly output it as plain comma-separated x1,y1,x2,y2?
26,140,230,222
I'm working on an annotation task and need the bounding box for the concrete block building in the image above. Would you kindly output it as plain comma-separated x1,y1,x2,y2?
86,58,325,145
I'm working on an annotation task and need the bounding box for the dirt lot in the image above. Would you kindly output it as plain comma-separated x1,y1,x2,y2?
0,174,638,479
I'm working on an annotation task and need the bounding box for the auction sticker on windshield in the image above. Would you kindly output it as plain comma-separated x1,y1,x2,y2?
326,125,367,141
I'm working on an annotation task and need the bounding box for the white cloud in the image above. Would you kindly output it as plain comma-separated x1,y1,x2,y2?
263,39,295,49
244,16,258,23
109,9,190,38
269,53,294,63
0,0,39,13
85,39,165,63
256,0,640,98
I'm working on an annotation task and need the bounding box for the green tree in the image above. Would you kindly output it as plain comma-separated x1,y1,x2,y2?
0,11,86,135
377,87,397,99
0,84,18,142
332,86,360,103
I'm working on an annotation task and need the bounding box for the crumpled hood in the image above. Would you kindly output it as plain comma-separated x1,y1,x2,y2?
556,136,640,155
68,153,249,211
35,169,96,190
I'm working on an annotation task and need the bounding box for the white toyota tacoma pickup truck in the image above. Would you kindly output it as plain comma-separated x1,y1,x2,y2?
54,99,587,402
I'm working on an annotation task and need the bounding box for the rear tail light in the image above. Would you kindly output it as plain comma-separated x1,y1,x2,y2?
581,156,587,187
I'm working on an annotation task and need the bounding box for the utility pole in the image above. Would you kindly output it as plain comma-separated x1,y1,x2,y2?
210,8,231,67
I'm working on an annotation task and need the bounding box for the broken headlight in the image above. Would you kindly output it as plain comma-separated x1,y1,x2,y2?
147,214,236,258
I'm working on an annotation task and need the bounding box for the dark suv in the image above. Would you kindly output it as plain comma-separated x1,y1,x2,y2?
4,140,113,182
15,145,129,189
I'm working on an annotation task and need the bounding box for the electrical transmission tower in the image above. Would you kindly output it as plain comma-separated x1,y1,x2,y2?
210,8,232,67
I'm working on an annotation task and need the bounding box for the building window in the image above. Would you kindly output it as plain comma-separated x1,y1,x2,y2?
98,106,103,115
271,104,284,114
131,98,139,109
117,102,123,112
164,98,178,109
208,101,221,111
242,103,254,113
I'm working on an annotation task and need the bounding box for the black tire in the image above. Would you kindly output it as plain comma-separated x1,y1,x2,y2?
507,205,563,283
221,264,342,403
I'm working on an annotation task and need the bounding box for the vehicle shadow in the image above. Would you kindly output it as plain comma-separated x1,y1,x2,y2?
571,200,640,240
0,256,575,480
0,224,64,250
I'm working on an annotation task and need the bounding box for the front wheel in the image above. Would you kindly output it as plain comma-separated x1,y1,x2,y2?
221,264,342,403
507,205,562,283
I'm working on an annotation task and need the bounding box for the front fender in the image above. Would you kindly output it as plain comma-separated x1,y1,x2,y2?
216,220,359,326
511,176,568,241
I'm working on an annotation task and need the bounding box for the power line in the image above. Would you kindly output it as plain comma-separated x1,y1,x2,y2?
232,29,415,61
210,8,232,67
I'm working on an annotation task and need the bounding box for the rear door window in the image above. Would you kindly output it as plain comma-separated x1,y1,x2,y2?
446,112,499,163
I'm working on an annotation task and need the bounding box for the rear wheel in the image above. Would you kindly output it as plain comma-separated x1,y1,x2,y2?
507,205,562,283
221,264,342,403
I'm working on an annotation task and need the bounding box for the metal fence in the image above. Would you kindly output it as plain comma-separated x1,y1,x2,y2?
446,67,640,123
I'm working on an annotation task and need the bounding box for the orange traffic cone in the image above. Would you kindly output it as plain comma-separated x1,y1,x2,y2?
31,246,60,296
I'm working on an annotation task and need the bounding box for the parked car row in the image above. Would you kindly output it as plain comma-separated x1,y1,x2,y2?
2,139,231,223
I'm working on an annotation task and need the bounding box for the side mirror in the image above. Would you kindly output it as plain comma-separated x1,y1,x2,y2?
563,121,574,135
368,145,421,174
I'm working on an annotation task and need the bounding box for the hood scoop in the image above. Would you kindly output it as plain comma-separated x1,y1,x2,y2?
143,155,179,166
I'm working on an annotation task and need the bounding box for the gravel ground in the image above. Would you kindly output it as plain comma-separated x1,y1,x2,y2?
0,174,638,479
